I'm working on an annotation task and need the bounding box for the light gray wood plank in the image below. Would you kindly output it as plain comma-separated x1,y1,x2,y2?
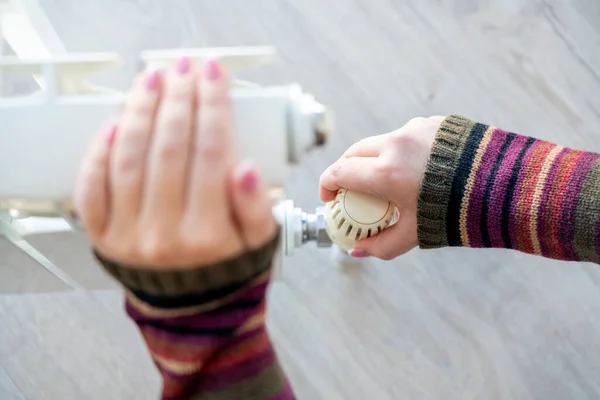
0,237,71,294
25,232,119,290
1,0,599,398
0,366,25,400
0,291,159,400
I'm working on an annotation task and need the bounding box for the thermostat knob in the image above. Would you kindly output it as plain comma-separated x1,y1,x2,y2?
324,189,394,252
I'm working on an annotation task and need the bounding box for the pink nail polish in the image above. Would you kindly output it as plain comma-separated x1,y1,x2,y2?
106,125,117,145
177,56,191,74
348,249,370,258
145,70,161,91
204,59,221,80
241,167,258,193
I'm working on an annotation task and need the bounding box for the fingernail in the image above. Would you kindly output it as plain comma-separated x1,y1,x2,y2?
106,125,117,145
177,56,191,75
204,58,221,80
240,164,259,193
145,70,161,91
348,249,370,258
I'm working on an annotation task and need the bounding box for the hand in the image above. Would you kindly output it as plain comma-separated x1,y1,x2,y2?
319,116,444,260
75,58,276,269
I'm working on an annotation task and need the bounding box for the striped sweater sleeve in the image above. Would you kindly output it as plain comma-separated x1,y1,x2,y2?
95,231,295,400
417,115,600,263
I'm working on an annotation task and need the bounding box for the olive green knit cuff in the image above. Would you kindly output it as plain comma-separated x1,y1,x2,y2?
416,115,476,249
94,229,281,297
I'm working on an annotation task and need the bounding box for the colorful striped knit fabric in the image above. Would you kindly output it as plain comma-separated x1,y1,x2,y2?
418,115,600,263
96,232,294,400
124,271,293,400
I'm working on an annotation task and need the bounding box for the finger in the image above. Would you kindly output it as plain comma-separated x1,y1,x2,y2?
319,157,379,202
74,124,116,239
230,160,277,249
350,214,418,260
187,59,234,220
143,57,198,220
341,134,387,158
109,70,162,226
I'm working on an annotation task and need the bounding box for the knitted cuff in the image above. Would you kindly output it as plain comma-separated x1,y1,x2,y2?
95,229,281,297
416,115,476,249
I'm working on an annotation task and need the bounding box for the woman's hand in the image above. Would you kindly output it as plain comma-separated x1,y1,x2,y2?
319,116,444,260
75,58,276,269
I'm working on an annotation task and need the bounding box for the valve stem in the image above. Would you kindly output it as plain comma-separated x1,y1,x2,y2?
300,207,332,247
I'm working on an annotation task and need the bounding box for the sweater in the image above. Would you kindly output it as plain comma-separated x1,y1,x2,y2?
96,114,600,399
418,115,600,262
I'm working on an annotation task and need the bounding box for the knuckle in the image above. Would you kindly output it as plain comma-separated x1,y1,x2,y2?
320,164,341,189
196,138,225,160
155,109,191,160
391,118,425,138
326,163,338,179
114,151,144,174
393,117,427,137
127,96,155,118
328,161,344,179
85,135,110,166
156,138,187,161
79,160,109,190
388,128,419,149
78,162,99,185
88,149,109,169
121,119,152,144
160,109,189,136
75,177,100,204
387,131,408,145
407,116,426,126
113,127,151,173
322,159,357,188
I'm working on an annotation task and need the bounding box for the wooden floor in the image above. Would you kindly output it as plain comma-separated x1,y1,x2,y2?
2,0,600,398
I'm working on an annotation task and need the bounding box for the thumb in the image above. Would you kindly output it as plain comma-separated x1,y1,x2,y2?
230,160,277,249
349,213,418,260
